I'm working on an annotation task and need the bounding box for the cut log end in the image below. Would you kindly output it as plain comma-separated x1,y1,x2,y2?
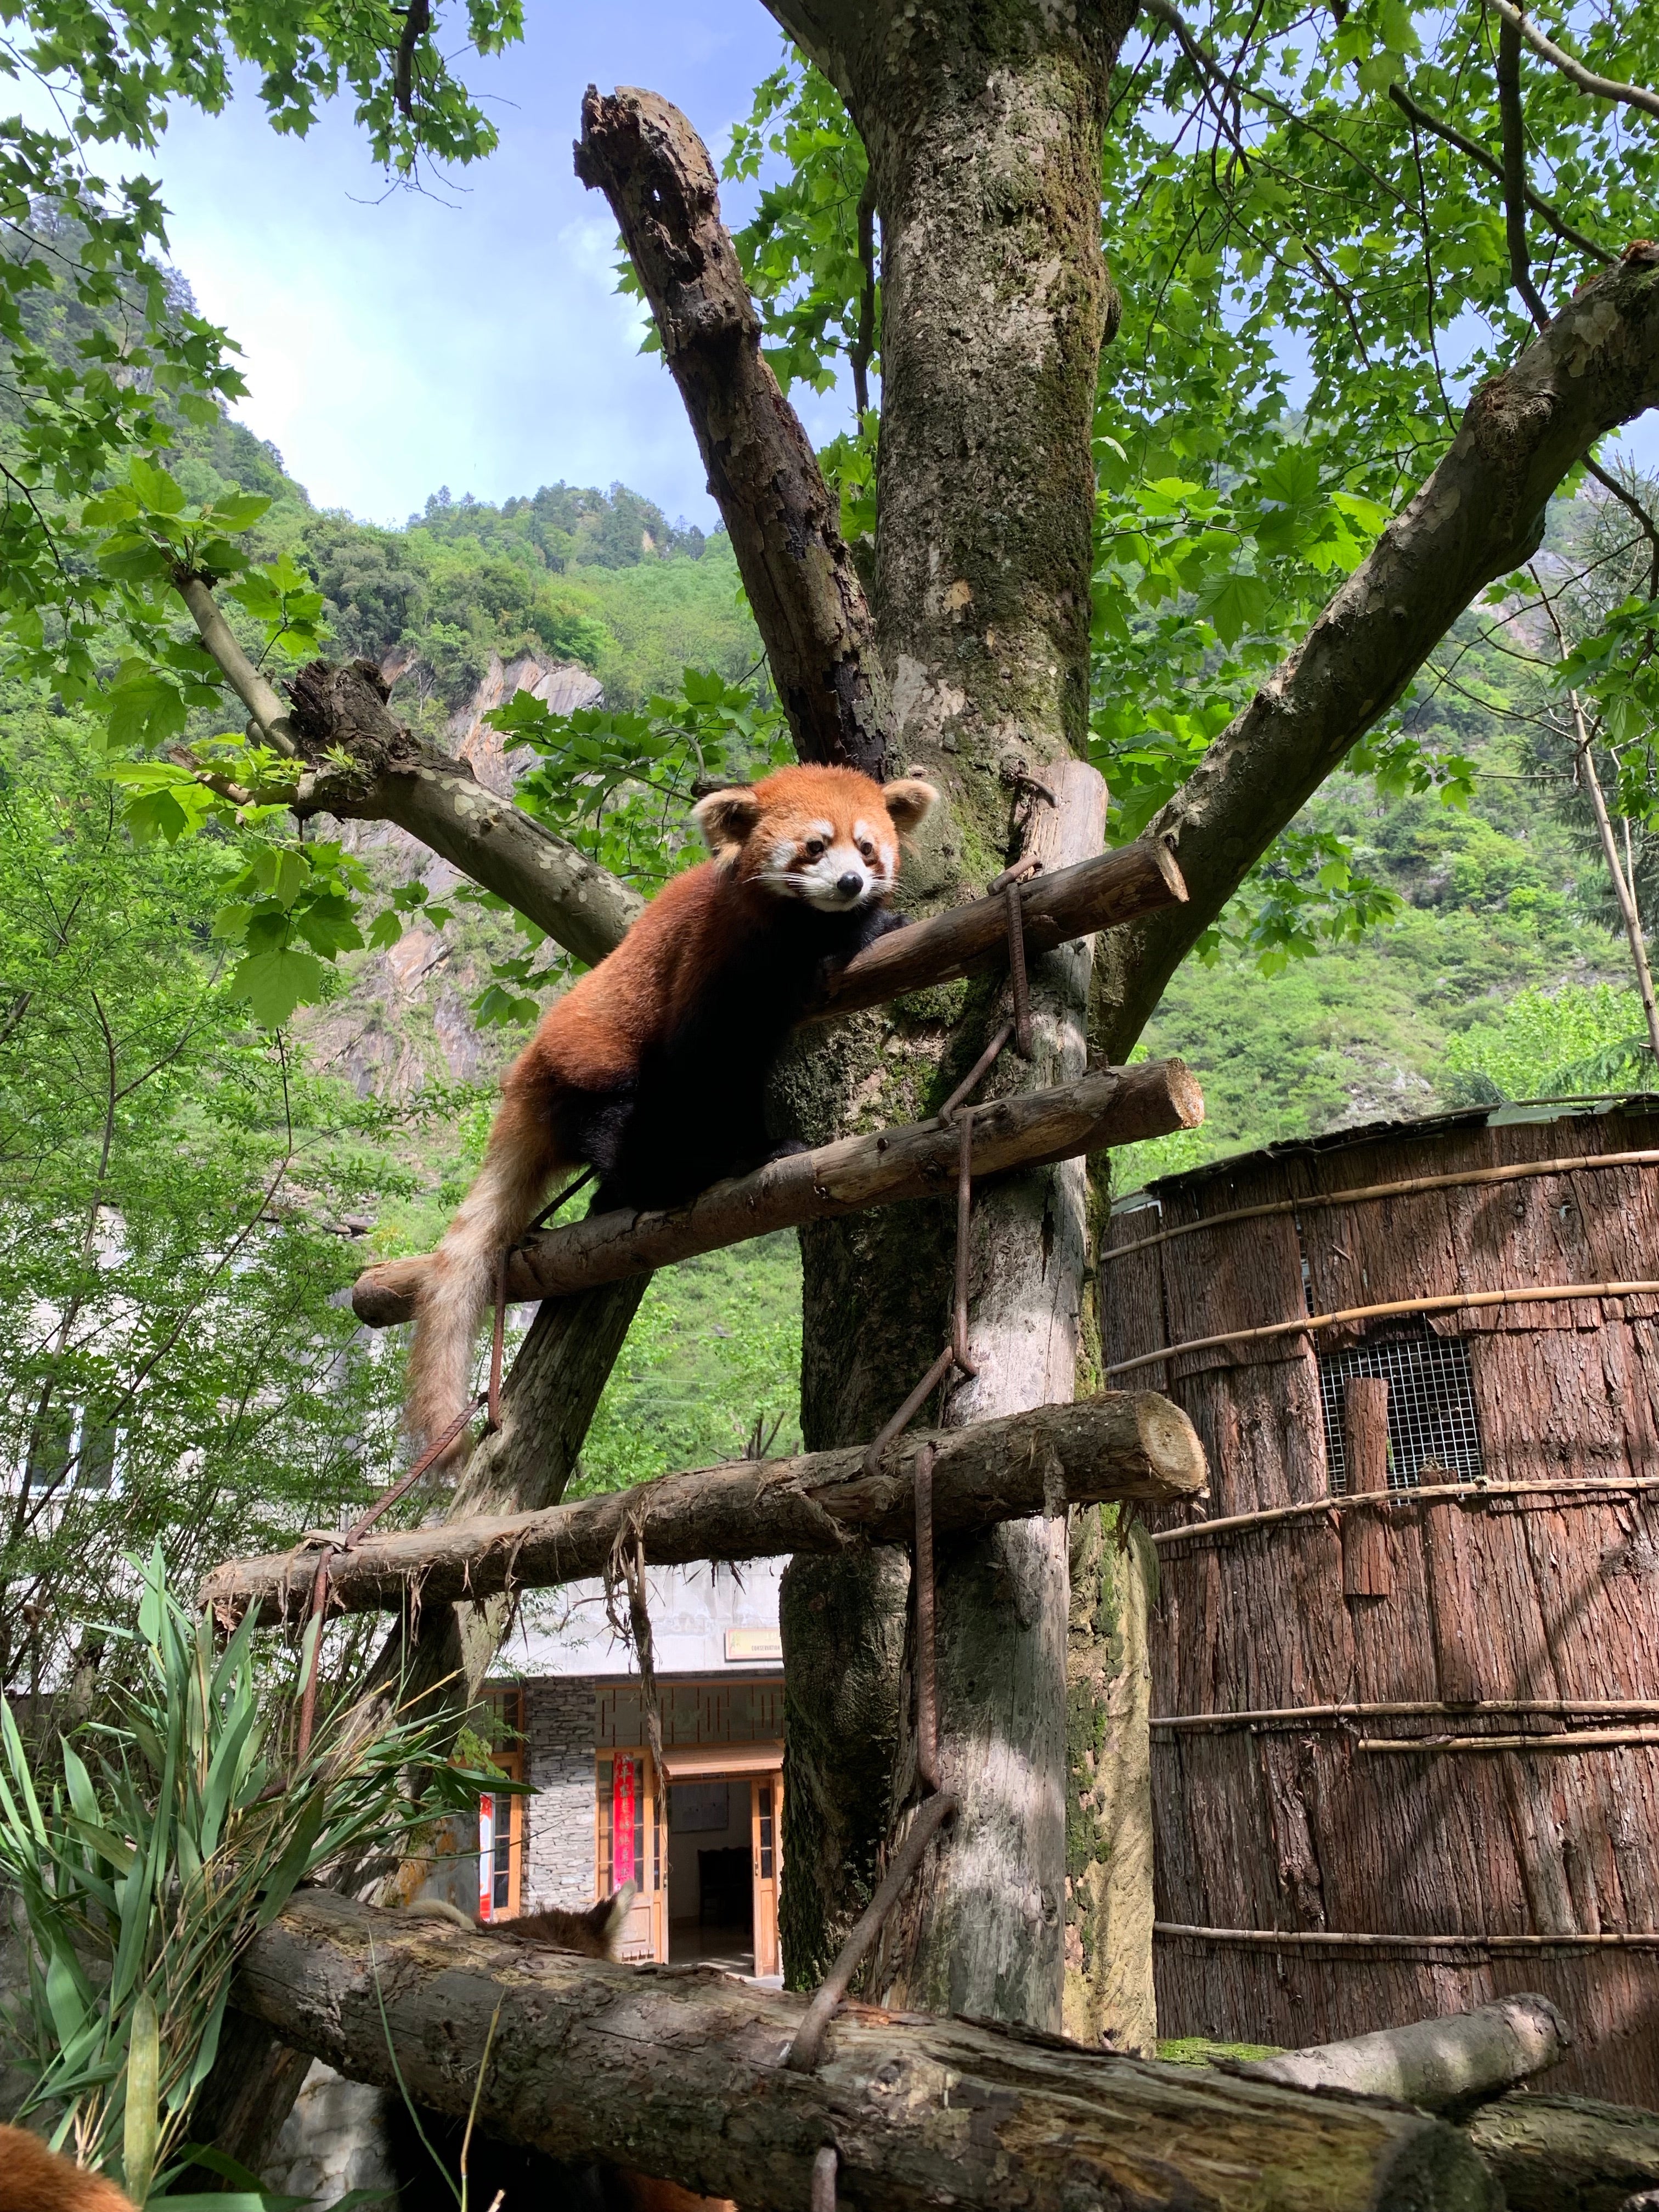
1128,1389,1208,1493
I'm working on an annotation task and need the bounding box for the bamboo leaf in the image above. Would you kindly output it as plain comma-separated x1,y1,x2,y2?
123,1990,161,2204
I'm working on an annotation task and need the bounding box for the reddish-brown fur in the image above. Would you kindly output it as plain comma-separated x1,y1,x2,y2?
390,764,935,1462
0,2128,136,2212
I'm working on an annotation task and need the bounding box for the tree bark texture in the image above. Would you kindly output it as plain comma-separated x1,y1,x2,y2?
1064,1506,1158,2055
287,657,641,966
205,1392,1206,1622
868,763,1104,2029
230,1890,1502,2212
352,1059,1202,1325
759,5,1137,2017
1091,252,1659,1064
1461,2090,1659,2212
575,88,888,777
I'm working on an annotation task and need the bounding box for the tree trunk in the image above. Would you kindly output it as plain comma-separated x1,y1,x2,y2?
770,0,1136,2026
229,1889,1502,2212
868,764,1104,2028
1064,1505,1158,2054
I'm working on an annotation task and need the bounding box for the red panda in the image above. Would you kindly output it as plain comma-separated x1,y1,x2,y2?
384,763,936,1463
0,2128,136,2212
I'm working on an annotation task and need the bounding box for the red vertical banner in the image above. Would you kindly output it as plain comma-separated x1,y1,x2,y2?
478,1792,495,1922
611,1757,636,1887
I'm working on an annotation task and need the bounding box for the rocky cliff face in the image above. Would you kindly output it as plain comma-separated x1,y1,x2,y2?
300,651,602,1101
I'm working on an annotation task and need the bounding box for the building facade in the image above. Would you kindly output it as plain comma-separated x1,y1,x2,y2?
478,1558,786,1978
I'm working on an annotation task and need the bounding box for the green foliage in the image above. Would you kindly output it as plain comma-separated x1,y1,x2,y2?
724,61,876,399
1442,982,1655,1103
573,1237,804,1497
0,1550,495,2196
488,663,792,885
0,6,522,699
0,697,416,1695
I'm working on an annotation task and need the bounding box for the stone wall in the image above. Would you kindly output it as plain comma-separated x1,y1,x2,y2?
263,2064,397,2210
522,1676,596,1909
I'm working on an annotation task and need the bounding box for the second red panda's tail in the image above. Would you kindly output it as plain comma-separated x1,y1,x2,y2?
407,1086,566,1466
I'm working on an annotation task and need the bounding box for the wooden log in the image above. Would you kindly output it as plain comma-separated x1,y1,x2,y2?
1341,1376,1393,1599
201,1393,1208,1626
1462,2089,1659,2211
1237,1994,1571,2111
232,1890,1499,2212
352,1060,1204,1327
803,836,1187,1022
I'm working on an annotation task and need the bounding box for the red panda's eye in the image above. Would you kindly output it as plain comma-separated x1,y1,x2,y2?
858,840,876,862
802,838,825,860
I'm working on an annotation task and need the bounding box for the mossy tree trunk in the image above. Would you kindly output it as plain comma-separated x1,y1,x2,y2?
1064,1505,1157,2053
768,0,1135,2025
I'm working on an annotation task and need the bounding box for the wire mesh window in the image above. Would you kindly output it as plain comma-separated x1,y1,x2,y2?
1319,1333,1485,1492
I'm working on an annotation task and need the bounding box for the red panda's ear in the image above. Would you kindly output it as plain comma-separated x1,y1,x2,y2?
881,777,939,834
692,787,762,854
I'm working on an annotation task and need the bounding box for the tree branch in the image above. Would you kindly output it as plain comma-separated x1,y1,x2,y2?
204,1392,1206,1622
176,571,298,754
287,658,642,964
575,87,889,777
232,1890,1497,2212
174,591,642,961
1386,81,1616,266
1487,0,1659,125
1093,250,1659,1060
351,1060,1204,1325
1497,18,1552,331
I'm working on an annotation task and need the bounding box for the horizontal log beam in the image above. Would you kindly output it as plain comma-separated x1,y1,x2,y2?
803,835,1186,1022
201,1393,1208,1624
1236,1995,1571,2113
352,1059,1203,1327
233,1891,1496,2212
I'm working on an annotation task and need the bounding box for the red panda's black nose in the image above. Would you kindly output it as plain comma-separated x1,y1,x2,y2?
837,871,864,899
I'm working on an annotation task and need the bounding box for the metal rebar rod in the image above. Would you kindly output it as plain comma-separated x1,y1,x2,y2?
783,1791,960,2072
859,1345,958,1478
952,1110,979,1377
938,1022,1014,1122
914,1444,940,1796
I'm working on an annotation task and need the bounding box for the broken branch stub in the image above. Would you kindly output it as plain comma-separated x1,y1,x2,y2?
232,1891,1500,2212
575,86,887,778
201,1392,1207,1624
287,658,643,967
352,1059,1204,1327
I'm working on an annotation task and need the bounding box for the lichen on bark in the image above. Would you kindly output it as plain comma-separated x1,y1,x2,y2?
1064,1504,1157,2053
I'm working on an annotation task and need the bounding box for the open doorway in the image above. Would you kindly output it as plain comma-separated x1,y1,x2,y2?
667,1776,754,1971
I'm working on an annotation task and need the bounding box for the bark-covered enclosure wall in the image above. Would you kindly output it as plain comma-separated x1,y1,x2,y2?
1101,1101,1659,2106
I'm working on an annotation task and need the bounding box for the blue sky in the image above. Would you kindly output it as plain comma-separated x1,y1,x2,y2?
140,3,1652,525
151,1,843,528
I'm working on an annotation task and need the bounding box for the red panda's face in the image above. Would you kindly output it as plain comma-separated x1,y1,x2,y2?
693,767,937,912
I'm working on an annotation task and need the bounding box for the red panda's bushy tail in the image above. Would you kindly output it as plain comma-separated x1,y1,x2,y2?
407,1086,566,1466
